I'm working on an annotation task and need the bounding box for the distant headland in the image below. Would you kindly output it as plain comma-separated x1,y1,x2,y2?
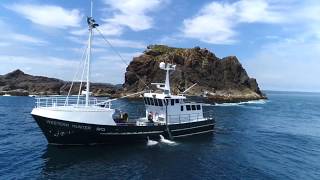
0,45,266,103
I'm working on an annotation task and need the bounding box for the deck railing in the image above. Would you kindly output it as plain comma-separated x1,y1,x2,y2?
168,110,215,124
35,96,110,108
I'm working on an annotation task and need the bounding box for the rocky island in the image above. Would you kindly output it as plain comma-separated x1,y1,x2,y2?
124,45,266,102
0,69,120,97
0,45,266,102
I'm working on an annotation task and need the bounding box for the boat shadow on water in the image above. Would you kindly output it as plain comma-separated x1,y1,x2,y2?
40,133,215,178
40,143,146,177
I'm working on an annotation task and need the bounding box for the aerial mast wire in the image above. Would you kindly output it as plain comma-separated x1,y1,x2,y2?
95,28,150,90
65,43,89,106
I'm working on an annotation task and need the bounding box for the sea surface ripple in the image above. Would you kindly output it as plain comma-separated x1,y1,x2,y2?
0,91,320,179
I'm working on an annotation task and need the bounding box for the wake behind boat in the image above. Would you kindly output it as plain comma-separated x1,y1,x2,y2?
31,1,215,145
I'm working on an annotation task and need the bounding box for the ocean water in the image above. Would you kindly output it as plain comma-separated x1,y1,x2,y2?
0,91,320,179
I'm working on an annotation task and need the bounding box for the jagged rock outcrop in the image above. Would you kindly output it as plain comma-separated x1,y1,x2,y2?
123,45,266,102
0,69,120,96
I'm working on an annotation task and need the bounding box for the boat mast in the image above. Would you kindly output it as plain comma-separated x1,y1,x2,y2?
162,63,176,95
85,30,92,106
85,0,98,106
164,68,170,95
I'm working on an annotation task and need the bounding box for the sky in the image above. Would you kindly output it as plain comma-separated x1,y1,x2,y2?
0,0,319,92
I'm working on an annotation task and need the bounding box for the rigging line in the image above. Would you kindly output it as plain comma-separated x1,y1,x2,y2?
65,43,89,105
95,27,150,90
77,44,89,105
95,90,146,105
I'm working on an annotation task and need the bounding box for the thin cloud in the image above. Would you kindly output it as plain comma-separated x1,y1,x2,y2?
105,39,146,49
0,52,141,84
6,3,82,29
0,42,11,47
181,0,289,44
0,55,77,67
244,38,320,91
67,35,146,49
102,0,166,31
70,23,123,37
93,52,142,83
11,33,48,45
70,29,88,36
0,19,48,46
97,23,123,36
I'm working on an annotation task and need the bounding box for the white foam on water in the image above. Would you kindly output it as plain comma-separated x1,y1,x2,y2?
147,139,159,146
159,135,177,145
239,99,267,105
214,102,243,107
146,136,158,146
215,99,268,107
202,103,215,106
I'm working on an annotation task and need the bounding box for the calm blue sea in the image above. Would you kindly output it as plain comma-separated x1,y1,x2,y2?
0,91,320,179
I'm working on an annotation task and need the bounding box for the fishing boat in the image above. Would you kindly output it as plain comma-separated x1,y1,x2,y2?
31,1,215,145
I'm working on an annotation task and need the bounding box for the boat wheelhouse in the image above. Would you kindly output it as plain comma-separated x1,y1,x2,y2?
142,62,206,125
143,94,204,124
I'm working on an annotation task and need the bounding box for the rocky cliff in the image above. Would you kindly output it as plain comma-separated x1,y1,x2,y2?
123,45,266,102
0,69,119,96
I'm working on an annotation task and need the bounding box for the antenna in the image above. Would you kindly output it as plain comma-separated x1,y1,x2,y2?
90,0,93,17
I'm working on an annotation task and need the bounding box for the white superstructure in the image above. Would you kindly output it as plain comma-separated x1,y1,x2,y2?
143,62,205,124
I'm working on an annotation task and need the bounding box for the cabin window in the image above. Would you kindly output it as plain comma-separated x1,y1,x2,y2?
144,98,147,104
150,98,155,106
175,99,179,103
197,105,201,110
181,106,184,111
154,98,159,106
171,99,175,106
192,105,196,110
158,99,163,106
186,105,191,111
146,98,150,105
163,99,168,106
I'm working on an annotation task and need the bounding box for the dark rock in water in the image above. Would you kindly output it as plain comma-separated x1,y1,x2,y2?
123,44,266,102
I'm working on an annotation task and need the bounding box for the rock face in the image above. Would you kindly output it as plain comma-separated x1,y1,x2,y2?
0,69,119,96
124,45,266,102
